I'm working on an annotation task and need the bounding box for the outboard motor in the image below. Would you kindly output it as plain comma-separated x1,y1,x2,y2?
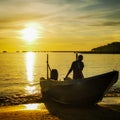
50,69,58,80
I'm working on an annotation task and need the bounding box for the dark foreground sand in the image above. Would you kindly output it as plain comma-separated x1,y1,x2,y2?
0,97,120,120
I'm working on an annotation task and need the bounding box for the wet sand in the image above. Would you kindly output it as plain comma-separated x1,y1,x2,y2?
0,97,120,120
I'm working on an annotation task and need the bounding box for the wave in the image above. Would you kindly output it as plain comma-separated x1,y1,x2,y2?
0,87,120,107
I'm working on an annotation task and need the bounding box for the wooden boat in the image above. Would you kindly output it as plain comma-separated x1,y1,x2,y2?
40,70,119,105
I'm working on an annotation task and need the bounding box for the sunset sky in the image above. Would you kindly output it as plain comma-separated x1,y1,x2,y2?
0,0,120,52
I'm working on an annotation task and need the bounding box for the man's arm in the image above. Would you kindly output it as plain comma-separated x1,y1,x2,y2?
64,63,73,79
65,68,72,78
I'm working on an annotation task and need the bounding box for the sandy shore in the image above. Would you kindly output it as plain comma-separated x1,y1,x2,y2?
0,103,59,120
0,97,120,120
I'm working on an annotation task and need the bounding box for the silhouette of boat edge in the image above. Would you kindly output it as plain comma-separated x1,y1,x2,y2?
40,70,119,105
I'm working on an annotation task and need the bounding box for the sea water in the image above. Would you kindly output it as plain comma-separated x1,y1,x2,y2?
0,52,120,105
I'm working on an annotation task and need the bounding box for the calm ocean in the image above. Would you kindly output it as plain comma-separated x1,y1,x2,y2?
0,52,120,106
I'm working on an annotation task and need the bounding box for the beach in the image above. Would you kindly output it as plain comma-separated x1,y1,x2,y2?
0,97,120,120
0,53,120,119
0,103,59,120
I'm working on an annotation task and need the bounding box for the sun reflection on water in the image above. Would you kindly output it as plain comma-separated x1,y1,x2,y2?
25,104,38,110
25,52,37,94
24,103,46,110
26,52,35,83
25,85,36,94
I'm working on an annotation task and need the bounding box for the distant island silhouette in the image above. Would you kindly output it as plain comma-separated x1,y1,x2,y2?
91,42,120,54
1,42,120,54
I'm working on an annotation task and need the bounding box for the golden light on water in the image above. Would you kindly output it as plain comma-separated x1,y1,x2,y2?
20,22,43,43
25,104,39,110
26,52,35,83
25,52,37,94
24,103,46,110
25,85,36,94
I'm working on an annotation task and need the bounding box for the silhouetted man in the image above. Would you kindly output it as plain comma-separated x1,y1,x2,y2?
65,55,84,79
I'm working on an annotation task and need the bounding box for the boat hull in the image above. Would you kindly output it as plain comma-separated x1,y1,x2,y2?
40,71,119,105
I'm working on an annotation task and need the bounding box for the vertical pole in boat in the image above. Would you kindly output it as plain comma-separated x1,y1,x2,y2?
46,54,51,79
76,52,78,60
47,54,49,79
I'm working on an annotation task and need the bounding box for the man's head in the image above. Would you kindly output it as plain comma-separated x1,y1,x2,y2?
78,55,83,61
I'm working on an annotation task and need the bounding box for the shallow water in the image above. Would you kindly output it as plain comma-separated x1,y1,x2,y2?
0,52,120,106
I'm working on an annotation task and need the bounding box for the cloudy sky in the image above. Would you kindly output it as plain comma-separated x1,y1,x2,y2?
0,0,120,52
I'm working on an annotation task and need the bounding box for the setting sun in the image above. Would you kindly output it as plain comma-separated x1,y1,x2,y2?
21,22,42,43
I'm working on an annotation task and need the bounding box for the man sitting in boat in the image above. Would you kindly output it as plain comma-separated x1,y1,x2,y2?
64,55,84,80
